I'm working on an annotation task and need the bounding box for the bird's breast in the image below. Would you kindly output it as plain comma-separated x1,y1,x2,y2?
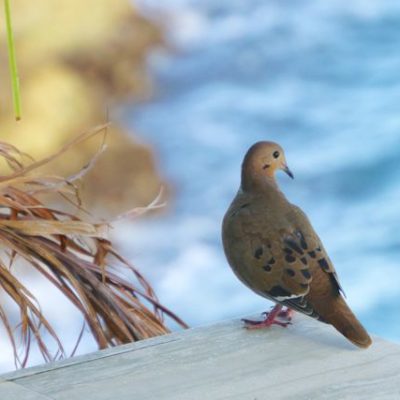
222,201,275,291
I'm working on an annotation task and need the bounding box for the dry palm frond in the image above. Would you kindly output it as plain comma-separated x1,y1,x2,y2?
0,125,188,369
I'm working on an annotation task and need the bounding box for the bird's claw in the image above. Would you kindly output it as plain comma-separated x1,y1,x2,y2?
242,318,292,329
243,306,293,329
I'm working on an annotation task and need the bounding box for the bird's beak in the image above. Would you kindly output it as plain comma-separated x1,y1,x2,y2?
282,164,294,179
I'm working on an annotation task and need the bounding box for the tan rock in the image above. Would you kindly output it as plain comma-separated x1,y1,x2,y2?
0,0,165,213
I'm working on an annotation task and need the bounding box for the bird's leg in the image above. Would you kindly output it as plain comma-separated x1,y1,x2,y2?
262,306,293,321
242,304,292,329
277,307,294,321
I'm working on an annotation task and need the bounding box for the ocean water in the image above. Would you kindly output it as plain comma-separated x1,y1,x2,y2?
121,0,400,343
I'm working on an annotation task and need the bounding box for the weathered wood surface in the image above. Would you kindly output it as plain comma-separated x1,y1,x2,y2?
1,314,400,400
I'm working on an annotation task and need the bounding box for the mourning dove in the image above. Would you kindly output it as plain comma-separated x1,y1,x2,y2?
222,141,372,348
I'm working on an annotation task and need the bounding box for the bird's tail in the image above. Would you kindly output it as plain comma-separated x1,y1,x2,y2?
326,296,372,348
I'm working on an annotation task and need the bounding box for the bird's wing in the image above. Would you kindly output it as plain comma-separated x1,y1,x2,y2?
240,226,313,302
240,205,344,321
277,205,346,320
287,205,345,296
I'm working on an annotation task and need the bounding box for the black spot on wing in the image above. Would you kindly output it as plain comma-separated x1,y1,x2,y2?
262,257,275,273
300,283,309,289
308,251,316,258
315,255,346,297
268,286,291,298
295,231,308,250
254,247,263,260
285,254,296,263
318,258,330,272
300,257,307,265
301,269,311,279
284,238,304,255
285,268,295,277
328,273,346,298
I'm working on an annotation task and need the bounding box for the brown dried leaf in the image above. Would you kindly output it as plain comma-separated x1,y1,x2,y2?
0,127,187,369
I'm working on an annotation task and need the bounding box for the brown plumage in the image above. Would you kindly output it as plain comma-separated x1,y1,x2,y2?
222,141,372,348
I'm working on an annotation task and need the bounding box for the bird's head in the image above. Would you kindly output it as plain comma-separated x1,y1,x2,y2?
241,141,293,190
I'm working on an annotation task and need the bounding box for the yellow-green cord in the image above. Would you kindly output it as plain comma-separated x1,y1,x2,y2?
5,0,21,120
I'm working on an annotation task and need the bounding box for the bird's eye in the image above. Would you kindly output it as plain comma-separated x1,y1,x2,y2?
273,151,280,159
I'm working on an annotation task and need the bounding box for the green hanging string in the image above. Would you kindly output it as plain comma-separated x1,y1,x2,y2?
4,0,21,121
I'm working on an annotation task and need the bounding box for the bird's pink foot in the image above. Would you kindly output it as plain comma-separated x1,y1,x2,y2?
242,305,292,330
276,308,294,321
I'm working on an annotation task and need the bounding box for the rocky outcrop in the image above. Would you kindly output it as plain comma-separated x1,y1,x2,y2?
0,0,166,214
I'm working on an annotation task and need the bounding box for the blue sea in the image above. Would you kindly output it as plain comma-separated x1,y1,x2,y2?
122,0,400,343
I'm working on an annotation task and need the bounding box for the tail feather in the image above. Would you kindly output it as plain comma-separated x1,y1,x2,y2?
326,297,372,348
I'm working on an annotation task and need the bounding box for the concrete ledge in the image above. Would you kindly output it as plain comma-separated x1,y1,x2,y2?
1,314,400,399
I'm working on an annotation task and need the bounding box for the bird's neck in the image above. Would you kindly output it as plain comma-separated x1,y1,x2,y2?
240,176,287,209
241,167,279,194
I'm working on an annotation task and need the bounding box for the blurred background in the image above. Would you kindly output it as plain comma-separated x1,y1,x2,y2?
1,0,399,372
121,0,400,341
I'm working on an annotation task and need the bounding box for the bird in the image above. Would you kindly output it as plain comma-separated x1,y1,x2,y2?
222,141,372,348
